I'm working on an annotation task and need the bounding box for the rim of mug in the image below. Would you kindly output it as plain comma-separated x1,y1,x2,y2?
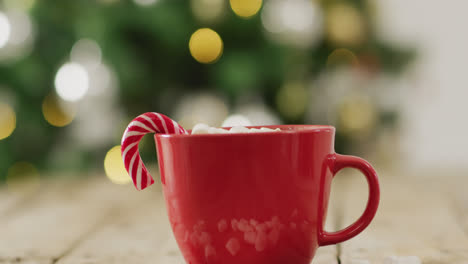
157,125,335,138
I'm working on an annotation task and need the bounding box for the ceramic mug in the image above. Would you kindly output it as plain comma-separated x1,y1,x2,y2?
153,125,379,264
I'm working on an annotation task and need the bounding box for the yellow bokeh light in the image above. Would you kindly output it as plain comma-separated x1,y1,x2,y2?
104,145,132,185
326,4,365,46
338,96,377,135
42,94,76,127
0,103,16,140
326,48,359,68
230,0,262,18
276,82,308,120
189,28,223,64
191,0,225,23
7,162,41,194
4,0,36,10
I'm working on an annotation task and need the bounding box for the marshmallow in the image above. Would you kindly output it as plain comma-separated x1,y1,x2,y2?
229,126,250,133
191,123,211,134
208,127,226,134
191,124,281,135
191,124,227,134
260,127,279,132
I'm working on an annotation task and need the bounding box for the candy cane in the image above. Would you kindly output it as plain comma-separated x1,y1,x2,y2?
121,112,187,190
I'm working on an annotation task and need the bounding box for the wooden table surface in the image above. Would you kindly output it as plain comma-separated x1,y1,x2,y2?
0,170,467,264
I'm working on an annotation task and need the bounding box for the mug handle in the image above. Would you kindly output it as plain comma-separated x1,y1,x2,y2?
318,154,380,246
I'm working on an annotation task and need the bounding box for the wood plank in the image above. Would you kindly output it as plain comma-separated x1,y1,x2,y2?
0,259,50,264
312,178,340,264
0,176,146,262
152,229,186,264
338,174,468,264
446,175,468,245
56,186,171,264
0,190,23,216
0,186,36,217
0,172,68,217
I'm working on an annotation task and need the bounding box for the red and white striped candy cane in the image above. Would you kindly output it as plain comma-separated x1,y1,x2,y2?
121,112,187,190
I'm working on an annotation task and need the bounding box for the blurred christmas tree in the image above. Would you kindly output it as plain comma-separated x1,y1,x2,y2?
0,0,413,181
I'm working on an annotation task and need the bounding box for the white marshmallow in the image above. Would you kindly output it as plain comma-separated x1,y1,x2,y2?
248,128,263,133
260,127,281,132
229,126,250,133
191,124,281,135
191,123,211,134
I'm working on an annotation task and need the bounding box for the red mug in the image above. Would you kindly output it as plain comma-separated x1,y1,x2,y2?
152,125,380,264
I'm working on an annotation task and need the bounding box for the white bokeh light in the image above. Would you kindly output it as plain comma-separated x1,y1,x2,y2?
70,39,102,70
133,0,158,6
0,10,35,62
222,114,252,127
236,102,281,125
3,0,36,11
175,93,228,128
279,0,314,32
0,12,11,48
54,63,89,102
88,63,114,96
7,10,33,45
262,0,323,48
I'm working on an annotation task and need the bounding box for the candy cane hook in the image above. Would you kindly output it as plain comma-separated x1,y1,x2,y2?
121,112,187,190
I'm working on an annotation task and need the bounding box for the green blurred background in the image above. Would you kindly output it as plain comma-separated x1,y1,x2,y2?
0,0,414,186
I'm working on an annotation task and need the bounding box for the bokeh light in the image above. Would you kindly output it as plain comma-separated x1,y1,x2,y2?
42,94,76,127
0,103,16,140
338,96,377,135
0,9,35,62
133,0,158,6
175,93,228,128
326,4,365,46
54,62,89,102
104,145,132,185
261,0,323,48
6,162,40,194
191,0,225,23
70,39,102,70
97,0,119,4
87,63,115,97
3,0,36,10
278,0,317,32
237,103,281,125
230,0,262,18
6,10,33,45
276,82,308,120
0,12,11,48
327,48,359,68
189,28,223,64
222,114,252,127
